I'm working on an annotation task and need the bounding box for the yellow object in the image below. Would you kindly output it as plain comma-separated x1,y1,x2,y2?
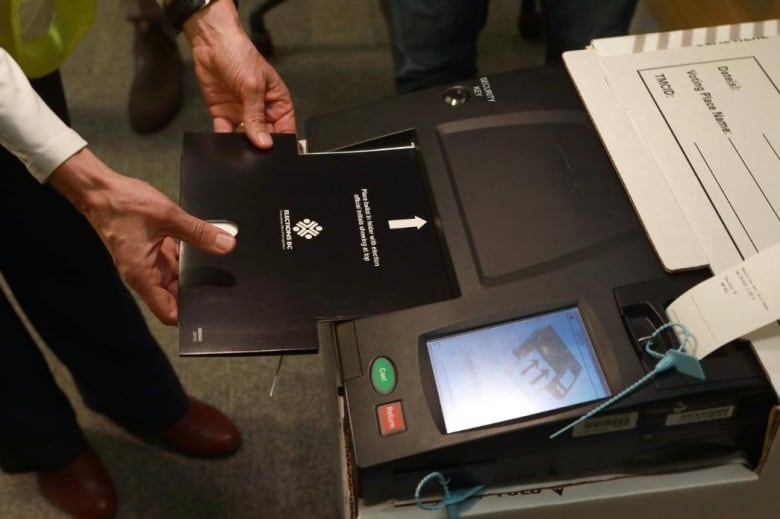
0,0,96,78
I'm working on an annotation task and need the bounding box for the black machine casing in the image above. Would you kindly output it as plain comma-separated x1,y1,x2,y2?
307,67,777,503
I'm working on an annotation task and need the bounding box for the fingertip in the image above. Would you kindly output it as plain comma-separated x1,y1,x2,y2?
215,232,236,253
166,309,178,326
159,312,177,326
214,118,234,133
147,291,178,326
255,131,273,149
164,293,178,325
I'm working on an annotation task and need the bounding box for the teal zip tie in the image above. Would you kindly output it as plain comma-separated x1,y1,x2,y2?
414,472,485,519
550,322,705,440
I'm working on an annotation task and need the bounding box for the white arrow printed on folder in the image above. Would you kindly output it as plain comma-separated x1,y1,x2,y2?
388,216,427,230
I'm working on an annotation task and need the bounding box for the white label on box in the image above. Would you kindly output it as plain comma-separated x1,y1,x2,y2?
572,412,638,437
665,405,735,426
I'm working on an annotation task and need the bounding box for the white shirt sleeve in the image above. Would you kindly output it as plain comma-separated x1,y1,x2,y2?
0,47,87,182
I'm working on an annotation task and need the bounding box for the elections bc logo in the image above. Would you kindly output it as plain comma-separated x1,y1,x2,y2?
293,218,323,239
280,209,323,250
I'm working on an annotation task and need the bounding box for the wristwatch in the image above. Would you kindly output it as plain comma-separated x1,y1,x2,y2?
163,0,216,32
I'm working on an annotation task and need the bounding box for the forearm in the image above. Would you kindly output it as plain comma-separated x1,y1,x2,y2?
0,49,86,182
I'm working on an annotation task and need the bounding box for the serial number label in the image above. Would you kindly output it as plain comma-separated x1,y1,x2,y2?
572,412,638,437
665,405,735,426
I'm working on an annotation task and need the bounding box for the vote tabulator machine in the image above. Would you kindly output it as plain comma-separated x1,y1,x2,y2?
305,67,777,504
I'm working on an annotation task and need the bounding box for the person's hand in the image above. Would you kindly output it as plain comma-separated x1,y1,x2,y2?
47,148,236,325
183,0,296,149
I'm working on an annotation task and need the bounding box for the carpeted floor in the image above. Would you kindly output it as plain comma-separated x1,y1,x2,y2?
0,1,653,517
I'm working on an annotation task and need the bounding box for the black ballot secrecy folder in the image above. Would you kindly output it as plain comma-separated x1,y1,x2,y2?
177,133,457,355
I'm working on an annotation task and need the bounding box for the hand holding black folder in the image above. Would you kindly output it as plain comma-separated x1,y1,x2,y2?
178,134,455,355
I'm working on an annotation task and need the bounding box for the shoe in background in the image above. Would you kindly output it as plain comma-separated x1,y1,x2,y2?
128,19,183,133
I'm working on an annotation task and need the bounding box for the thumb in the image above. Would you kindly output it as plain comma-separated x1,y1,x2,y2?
242,93,273,150
168,210,236,255
243,120,273,149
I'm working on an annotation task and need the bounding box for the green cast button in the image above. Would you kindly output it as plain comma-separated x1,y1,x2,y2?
370,357,397,395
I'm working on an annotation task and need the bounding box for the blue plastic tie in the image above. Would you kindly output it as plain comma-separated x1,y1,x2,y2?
550,322,704,439
414,472,485,519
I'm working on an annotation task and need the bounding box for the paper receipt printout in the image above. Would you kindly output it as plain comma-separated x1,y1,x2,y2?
667,242,780,358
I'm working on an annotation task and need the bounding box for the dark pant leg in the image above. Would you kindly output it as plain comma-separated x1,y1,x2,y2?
384,0,489,94
0,171,190,429
0,293,87,473
0,72,188,471
541,0,639,63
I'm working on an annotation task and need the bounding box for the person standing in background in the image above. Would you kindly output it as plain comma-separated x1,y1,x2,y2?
384,0,639,93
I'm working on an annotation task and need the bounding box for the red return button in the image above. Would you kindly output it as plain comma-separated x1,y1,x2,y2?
376,401,407,436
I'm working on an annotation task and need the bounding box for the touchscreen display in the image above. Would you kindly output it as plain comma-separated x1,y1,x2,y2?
426,307,610,433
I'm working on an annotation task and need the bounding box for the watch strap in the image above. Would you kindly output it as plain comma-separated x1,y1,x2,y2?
163,0,213,32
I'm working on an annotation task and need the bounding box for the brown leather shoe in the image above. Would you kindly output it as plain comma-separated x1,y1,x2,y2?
128,18,183,133
156,397,242,458
37,448,117,519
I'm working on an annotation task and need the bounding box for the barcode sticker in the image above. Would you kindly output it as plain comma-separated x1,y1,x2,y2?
665,405,735,426
571,412,638,437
